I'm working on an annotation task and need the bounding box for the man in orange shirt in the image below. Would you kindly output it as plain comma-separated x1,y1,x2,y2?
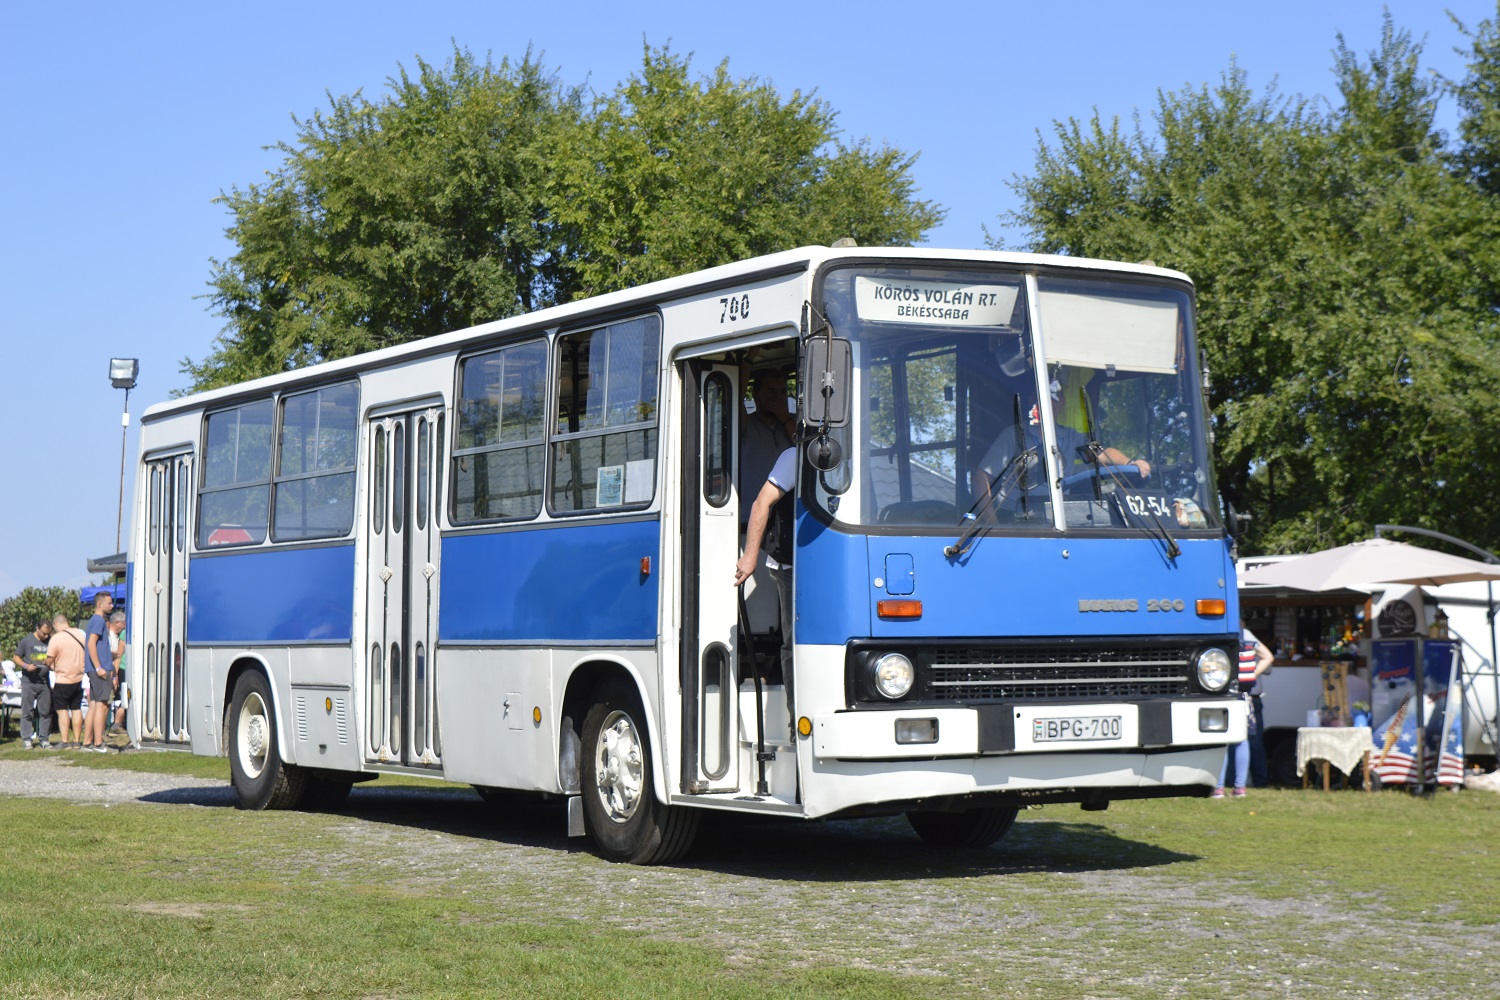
46,613,89,748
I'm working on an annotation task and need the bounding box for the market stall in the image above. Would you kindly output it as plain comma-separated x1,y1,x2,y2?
1239,538,1500,789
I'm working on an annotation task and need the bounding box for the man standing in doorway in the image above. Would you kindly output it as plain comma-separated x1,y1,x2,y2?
734,443,797,727
738,361,797,528
12,619,54,748
83,592,114,752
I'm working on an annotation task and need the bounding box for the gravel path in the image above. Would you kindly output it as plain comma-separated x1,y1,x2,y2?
0,757,233,805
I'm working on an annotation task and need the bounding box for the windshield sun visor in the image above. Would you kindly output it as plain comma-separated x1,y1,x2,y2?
1038,289,1180,375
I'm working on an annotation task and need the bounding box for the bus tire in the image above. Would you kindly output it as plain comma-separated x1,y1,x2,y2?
581,678,699,864
227,671,306,810
906,805,1019,849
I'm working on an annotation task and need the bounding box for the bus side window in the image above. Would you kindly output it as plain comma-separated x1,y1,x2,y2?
198,399,274,547
272,382,359,541
551,315,662,513
453,339,548,521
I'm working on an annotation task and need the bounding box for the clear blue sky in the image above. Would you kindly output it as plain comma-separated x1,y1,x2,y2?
0,0,1490,600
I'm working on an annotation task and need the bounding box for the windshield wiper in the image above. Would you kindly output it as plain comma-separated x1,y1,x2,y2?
1077,392,1180,559
947,396,1037,558
946,446,1038,558
1096,459,1181,559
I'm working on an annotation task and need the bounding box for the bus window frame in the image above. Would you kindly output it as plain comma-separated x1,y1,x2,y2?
196,379,364,552
545,311,664,519
269,380,360,544
196,396,277,549
449,335,551,526
804,257,1214,540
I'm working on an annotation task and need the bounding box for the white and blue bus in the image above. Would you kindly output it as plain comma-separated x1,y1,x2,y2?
128,246,1245,862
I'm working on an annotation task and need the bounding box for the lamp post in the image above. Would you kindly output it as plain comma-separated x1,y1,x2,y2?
110,358,139,556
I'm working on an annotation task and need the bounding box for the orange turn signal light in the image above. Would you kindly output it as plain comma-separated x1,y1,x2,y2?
877,599,923,620
797,716,812,738
1196,599,1227,617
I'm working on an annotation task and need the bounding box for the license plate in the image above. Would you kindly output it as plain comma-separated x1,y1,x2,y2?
1032,715,1123,743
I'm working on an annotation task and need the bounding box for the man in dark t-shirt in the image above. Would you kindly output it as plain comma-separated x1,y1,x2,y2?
12,619,54,748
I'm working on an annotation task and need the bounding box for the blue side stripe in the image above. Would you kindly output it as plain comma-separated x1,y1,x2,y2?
440,520,660,643
188,544,355,643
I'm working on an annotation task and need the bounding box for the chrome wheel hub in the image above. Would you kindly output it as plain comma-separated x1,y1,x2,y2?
594,711,644,823
237,692,270,779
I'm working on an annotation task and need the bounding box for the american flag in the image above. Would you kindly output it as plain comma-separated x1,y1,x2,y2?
1371,690,1463,787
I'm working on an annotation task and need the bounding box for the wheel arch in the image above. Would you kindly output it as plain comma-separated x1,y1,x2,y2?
222,654,290,763
558,655,668,806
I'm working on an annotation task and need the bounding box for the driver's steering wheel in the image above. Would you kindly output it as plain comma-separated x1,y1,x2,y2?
1060,463,1145,489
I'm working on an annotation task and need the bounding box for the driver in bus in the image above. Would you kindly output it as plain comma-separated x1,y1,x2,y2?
973,366,1150,515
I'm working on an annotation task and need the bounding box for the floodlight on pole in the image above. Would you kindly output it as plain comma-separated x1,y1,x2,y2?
109,358,139,390
111,358,139,556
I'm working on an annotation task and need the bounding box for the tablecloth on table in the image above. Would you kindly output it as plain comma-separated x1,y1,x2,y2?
1296,726,1373,778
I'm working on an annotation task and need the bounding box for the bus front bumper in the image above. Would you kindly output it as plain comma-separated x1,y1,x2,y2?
810,698,1246,760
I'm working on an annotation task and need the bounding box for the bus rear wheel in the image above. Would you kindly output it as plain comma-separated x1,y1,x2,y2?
906,805,1019,848
581,678,698,864
227,671,306,810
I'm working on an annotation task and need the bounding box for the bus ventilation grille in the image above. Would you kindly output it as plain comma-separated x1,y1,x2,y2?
923,645,1193,701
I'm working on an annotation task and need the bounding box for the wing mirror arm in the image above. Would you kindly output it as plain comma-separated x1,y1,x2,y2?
1225,502,1252,538
800,319,851,473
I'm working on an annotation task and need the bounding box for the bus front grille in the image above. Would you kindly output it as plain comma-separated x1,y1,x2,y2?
923,645,1194,701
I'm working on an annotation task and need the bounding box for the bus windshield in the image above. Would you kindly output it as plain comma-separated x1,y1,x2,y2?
814,266,1220,534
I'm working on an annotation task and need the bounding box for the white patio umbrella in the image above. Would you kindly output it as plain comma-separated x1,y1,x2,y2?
1239,537,1500,591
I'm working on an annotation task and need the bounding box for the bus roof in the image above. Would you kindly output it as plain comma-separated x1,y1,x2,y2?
145,246,1191,423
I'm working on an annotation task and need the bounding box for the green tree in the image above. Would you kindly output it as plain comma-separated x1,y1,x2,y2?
187,48,577,391
0,586,82,664
1003,15,1500,555
1452,7,1500,195
186,44,943,391
547,45,943,298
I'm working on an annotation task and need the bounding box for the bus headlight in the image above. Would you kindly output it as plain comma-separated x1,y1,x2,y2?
1195,648,1232,692
871,653,915,700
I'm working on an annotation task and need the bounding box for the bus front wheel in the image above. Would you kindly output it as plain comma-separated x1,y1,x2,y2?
581,678,698,864
906,806,1019,849
227,671,306,810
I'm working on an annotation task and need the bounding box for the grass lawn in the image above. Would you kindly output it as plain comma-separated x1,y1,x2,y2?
1,738,1496,998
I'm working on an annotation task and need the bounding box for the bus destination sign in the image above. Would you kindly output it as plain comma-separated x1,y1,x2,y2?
854,276,1018,328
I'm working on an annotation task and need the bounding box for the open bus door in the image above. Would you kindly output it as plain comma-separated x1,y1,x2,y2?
679,360,742,793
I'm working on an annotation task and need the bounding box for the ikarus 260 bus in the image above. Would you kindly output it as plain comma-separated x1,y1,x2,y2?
128,245,1245,863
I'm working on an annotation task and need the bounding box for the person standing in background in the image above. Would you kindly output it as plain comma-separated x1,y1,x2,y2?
107,609,129,734
12,619,54,748
82,592,114,752
1215,620,1274,797
46,613,88,748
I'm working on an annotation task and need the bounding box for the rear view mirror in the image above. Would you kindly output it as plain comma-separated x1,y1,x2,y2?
802,337,851,428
